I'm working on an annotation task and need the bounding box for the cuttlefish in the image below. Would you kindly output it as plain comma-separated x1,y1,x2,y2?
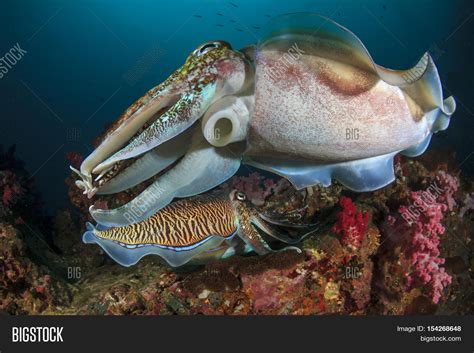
83,190,311,267
72,13,455,228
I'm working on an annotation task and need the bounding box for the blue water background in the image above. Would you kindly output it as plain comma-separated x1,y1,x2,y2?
0,0,472,213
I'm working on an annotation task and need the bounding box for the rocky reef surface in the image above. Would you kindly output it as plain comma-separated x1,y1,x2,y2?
0,145,472,315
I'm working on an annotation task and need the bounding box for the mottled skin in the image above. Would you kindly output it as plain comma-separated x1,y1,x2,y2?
247,43,426,162
232,196,274,255
91,41,248,172
74,40,248,197
99,42,237,150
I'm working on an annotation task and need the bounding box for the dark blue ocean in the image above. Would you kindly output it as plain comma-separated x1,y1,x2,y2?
0,0,472,213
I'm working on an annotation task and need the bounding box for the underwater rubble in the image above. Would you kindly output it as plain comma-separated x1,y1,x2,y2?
0,146,72,314
0,145,473,315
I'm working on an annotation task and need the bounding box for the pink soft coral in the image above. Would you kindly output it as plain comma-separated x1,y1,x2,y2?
398,191,452,303
431,170,459,211
388,172,459,304
332,196,369,250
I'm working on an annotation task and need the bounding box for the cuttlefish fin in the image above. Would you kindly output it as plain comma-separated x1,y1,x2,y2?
83,223,231,267
90,131,243,227
401,96,455,157
401,134,432,158
246,151,397,192
261,13,455,125
376,54,456,136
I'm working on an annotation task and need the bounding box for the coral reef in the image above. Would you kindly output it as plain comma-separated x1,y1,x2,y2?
0,146,74,314
0,145,44,225
331,196,370,251
1,146,472,315
384,191,452,304
0,223,72,314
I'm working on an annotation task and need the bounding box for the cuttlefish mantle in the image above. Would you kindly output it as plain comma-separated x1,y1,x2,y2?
71,13,455,228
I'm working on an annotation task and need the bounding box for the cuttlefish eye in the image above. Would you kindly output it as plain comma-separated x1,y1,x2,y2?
193,41,229,57
236,191,246,201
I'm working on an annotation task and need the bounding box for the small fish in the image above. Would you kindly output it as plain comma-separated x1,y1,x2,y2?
193,14,202,18
216,12,223,16
228,2,238,8
264,14,271,18
251,26,261,30
216,24,224,27
229,19,236,23
236,28,243,32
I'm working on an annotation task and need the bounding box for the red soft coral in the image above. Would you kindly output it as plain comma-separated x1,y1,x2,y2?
332,197,369,251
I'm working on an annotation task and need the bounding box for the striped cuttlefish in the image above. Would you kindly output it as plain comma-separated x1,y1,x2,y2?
83,190,314,267
71,13,455,230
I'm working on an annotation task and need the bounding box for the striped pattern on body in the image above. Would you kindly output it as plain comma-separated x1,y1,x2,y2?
95,192,236,247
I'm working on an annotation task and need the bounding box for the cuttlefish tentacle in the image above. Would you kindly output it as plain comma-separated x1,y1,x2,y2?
96,125,195,195
250,210,317,244
231,191,303,255
83,190,309,267
77,76,186,196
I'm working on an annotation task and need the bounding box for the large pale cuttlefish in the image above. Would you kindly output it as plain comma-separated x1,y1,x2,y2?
72,13,456,228
83,190,311,267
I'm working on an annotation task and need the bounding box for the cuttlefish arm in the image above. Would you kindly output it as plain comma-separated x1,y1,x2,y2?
237,212,302,255
89,128,243,227
95,126,194,195
77,75,187,194
91,42,249,175
250,211,318,244
74,41,250,199
92,85,215,174
231,191,303,255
